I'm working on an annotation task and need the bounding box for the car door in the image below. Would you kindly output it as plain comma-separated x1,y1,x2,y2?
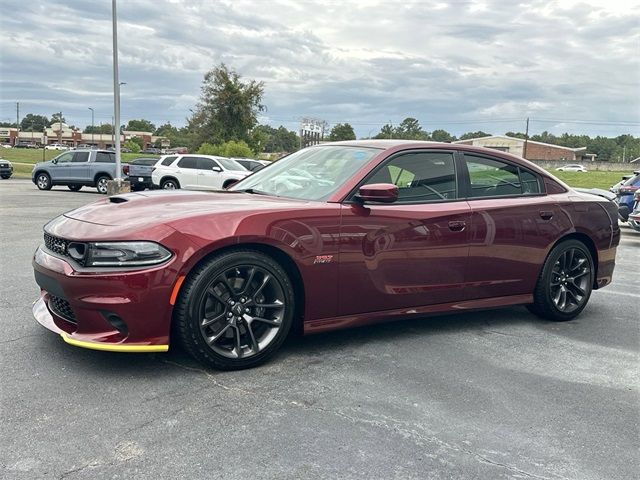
196,157,224,190
461,153,569,300
67,151,91,182
338,150,471,316
174,156,199,189
49,151,75,181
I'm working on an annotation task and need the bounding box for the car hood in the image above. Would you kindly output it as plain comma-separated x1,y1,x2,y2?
63,189,311,227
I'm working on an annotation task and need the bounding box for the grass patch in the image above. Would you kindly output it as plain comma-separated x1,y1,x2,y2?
547,170,630,190
0,149,158,165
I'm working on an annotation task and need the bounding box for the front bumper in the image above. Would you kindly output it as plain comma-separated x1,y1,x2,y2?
0,166,12,176
32,245,177,352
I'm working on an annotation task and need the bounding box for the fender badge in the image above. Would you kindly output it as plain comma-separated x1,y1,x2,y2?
313,255,333,264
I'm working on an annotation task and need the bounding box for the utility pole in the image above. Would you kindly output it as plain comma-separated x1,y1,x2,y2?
523,117,530,159
88,107,94,146
112,0,123,183
58,111,63,144
16,102,19,146
623,145,626,162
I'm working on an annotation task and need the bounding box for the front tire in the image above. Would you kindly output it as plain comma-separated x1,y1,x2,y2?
161,178,180,189
96,175,110,194
36,173,52,190
1,175,10,179
528,240,594,321
174,249,295,370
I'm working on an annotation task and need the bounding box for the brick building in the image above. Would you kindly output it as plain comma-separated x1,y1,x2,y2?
454,135,596,162
0,123,168,149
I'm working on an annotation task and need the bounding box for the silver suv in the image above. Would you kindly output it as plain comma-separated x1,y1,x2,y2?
32,149,123,194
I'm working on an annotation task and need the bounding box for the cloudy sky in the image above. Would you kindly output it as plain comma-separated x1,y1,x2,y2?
0,0,638,138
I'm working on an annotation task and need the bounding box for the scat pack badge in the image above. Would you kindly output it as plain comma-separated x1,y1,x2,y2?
313,255,334,264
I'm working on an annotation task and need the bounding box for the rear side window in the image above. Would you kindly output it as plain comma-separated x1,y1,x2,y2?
177,157,198,169
465,155,541,197
133,158,158,166
95,152,114,163
73,152,91,162
161,156,177,166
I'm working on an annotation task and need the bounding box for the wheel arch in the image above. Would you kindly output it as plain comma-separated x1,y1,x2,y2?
161,176,180,187
174,241,306,335
94,172,112,184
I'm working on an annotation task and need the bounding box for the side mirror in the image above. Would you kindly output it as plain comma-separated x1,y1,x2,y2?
224,179,239,189
51,158,58,164
212,166,222,172
355,183,398,204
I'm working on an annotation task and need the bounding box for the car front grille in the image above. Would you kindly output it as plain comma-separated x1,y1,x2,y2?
48,295,76,324
44,232,70,257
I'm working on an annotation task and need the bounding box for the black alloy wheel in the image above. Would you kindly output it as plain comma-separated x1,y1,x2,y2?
528,240,594,321
174,249,295,370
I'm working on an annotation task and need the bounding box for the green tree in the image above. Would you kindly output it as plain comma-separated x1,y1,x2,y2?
396,117,429,140
21,114,49,132
125,119,156,132
123,139,141,153
84,124,114,134
197,140,254,158
459,131,491,140
328,123,356,141
374,124,396,139
189,63,265,146
430,129,455,142
505,131,527,139
0,121,16,128
50,113,66,124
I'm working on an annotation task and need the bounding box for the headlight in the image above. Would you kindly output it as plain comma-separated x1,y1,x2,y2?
83,241,172,267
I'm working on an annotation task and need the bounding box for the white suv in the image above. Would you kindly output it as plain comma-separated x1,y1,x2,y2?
151,154,250,190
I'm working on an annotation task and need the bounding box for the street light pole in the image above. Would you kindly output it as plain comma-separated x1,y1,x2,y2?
88,107,94,146
112,0,122,182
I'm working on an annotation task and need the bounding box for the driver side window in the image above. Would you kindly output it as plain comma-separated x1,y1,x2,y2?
55,152,74,164
365,151,457,203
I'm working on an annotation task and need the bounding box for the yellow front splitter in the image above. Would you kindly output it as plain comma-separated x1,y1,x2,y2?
61,333,169,353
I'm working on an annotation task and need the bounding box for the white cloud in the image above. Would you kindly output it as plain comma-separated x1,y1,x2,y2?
0,0,638,137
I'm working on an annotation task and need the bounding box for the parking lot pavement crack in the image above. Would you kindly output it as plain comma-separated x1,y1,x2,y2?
159,359,255,395
58,461,101,479
288,404,557,480
0,333,40,345
468,452,554,480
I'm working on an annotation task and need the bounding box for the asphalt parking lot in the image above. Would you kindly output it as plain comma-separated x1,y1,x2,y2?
1,178,638,480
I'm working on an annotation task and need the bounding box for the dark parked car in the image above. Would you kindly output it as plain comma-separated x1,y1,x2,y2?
123,157,162,191
615,171,640,221
0,158,13,179
32,140,620,370
15,141,38,148
141,147,161,154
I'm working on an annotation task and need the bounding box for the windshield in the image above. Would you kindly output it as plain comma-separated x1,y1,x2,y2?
217,157,246,171
229,145,379,201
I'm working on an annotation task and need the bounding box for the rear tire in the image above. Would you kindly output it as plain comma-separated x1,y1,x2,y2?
36,172,52,190
68,185,82,192
96,175,110,194
174,249,295,370
1,175,10,179
527,239,594,321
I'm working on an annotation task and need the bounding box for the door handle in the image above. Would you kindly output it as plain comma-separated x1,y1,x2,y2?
539,211,554,220
448,220,466,232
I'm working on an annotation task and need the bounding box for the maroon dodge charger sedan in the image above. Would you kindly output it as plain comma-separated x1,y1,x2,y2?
32,140,620,369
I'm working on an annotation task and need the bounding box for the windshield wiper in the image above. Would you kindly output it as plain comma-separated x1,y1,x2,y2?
235,188,274,196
